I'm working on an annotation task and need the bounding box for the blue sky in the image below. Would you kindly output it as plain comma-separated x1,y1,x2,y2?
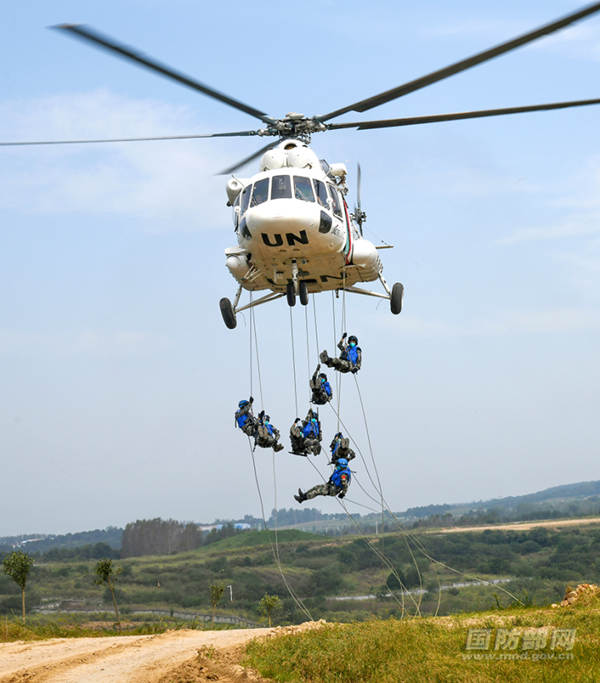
1,1,600,534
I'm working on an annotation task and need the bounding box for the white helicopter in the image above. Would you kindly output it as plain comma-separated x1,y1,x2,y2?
220,138,401,329
4,4,600,328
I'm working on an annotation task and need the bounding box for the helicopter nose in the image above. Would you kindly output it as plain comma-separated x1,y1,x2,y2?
246,199,320,235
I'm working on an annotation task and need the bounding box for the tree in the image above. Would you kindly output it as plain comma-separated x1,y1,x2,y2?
95,559,121,630
258,593,281,627
2,551,34,623
209,583,225,623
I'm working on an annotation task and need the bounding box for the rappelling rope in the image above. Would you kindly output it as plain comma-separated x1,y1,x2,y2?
272,449,314,621
304,305,311,386
331,292,340,432
347,375,525,607
353,374,386,552
289,308,299,418
246,306,313,621
252,306,264,409
249,292,253,399
312,294,320,355
246,437,313,621
304,456,412,617
327,395,426,612
341,269,347,336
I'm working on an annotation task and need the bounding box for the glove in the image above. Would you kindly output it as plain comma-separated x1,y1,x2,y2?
258,410,265,419
317,363,321,371
249,396,254,403
338,491,346,499
342,332,347,339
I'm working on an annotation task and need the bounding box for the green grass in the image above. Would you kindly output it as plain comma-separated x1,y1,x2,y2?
245,596,600,682
203,529,322,551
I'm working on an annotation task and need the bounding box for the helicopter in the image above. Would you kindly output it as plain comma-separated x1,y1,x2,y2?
4,3,600,329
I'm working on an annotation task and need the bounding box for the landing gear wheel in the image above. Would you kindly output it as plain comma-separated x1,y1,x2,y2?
390,282,404,315
286,281,296,307
299,280,309,306
219,297,237,329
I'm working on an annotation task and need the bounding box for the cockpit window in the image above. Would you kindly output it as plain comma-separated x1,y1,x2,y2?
294,176,315,202
328,184,342,217
251,178,269,206
240,184,252,213
314,179,329,209
271,175,292,199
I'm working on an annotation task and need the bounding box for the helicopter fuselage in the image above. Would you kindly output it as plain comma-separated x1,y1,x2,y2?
224,140,381,295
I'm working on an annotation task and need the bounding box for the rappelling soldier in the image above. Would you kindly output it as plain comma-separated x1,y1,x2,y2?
329,431,356,464
320,333,362,374
294,458,351,502
235,397,257,438
255,411,285,452
309,364,332,405
290,409,322,456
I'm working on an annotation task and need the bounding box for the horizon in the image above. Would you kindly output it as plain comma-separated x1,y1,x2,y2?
3,475,598,538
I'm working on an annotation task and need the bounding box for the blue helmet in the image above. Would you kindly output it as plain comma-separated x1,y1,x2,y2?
238,400,249,408
336,458,348,467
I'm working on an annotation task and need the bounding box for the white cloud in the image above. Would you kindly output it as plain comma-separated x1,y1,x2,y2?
0,90,250,229
527,22,600,60
423,15,600,60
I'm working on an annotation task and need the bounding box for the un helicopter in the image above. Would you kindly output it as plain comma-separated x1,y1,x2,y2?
4,3,600,329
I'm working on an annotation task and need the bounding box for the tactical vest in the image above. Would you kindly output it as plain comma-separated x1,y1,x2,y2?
331,466,351,488
346,345,359,365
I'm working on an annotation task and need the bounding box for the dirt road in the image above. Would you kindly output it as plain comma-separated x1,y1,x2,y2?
0,627,272,682
435,516,600,534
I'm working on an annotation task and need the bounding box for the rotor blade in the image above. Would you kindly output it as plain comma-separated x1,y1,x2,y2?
218,139,280,175
319,2,600,121
0,130,261,147
54,24,274,125
326,97,600,131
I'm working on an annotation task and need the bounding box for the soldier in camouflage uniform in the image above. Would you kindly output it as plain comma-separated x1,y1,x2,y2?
320,333,362,374
329,431,356,464
294,458,351,502
309,364,332,405
255,411,284,452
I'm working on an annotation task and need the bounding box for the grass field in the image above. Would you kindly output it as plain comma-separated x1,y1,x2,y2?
245,595,600,682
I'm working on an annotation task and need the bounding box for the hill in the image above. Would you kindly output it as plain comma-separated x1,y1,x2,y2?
4,521,600,625
405,479,600,525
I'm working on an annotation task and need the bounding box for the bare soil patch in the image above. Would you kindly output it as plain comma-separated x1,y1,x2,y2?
434,516,600,534
0,621,326,682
